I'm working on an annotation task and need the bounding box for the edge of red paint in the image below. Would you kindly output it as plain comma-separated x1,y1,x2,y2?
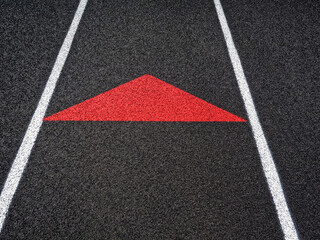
43,74,246,122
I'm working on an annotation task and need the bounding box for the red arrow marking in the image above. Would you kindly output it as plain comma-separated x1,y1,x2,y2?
43,74,246,122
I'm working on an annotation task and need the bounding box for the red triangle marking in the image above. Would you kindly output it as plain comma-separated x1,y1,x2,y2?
43,74,246,122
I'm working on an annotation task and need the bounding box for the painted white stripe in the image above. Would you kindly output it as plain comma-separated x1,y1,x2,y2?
0,0,88,232
213,0,299,239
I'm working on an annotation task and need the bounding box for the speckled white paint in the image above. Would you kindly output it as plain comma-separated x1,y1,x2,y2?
213,0,299,239
0,0,88,232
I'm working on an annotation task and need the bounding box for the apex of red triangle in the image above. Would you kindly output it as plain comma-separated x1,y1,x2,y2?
43,74,246,122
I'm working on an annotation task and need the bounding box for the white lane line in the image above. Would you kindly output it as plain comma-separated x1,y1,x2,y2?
0,0,88,232
213,0,299,239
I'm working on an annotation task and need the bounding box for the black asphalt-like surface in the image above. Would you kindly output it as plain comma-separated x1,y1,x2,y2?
1,0,319,239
